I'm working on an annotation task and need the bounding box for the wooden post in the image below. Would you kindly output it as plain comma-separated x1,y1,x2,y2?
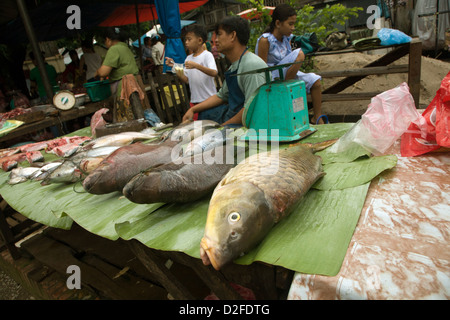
128,240,196,300
0,202,21,260
408,39,422,108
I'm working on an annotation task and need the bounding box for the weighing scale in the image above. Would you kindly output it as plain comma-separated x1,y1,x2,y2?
53,90,76,110
238,62,316,142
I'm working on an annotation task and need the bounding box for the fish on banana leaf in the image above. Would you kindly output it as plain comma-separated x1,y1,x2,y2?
82,140,179,194
183,127,234,157
30,162,63,181
161,120,220,142
123,145,243,204
8,167,41,185
83,121,219,195
41,146,121,185
200,141,335,270
81,129,159,150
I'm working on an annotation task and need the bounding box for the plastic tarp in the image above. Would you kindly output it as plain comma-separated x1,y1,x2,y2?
132,20,196,47
155,0,187,73
412,0,450,50
0,0,207,44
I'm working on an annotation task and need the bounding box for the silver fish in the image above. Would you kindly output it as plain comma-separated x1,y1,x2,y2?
42,146,121,184
162,120,220,142
184,128,231,157
82,130,159,149
8,167,41,185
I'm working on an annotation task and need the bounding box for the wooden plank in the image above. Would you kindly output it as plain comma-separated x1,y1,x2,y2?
308,92,381,102
21,234,136,299
322,43,410,95
0,209,21,259
170,252,244,300
81,254,168,300
408,39,422,107
317,64,409,78
147,73,168,124
45,224,164,287
129,240,196,300
0,100,109,143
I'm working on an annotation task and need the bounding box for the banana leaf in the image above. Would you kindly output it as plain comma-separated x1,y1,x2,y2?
0,175,74,229
313,154,398,190
235,184,371,276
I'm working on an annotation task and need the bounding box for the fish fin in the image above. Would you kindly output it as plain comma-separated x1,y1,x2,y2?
290,139,338,152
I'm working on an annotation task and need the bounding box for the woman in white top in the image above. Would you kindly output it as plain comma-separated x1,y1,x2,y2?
166,24,218,120
80,40,103,82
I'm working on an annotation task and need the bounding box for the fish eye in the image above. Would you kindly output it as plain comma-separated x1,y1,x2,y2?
228,212,240,223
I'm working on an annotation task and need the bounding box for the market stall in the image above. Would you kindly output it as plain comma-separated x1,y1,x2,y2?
0,122,403,299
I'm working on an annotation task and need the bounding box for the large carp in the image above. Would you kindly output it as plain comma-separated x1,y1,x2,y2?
82,140,178,194
123,145,243,204
200,142,334,270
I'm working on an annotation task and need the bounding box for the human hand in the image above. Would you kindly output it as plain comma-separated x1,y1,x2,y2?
182,108,195,122
184,61,199,70
165,57,175,67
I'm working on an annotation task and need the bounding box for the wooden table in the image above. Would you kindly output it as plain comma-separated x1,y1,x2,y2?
287,141,449,300
0,100,110,146
308,39,422,108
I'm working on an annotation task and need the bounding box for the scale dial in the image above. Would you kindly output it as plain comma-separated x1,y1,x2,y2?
53,90,75,110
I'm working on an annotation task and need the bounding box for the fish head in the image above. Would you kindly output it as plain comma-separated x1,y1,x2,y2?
200,181,274,270
45,163,76,183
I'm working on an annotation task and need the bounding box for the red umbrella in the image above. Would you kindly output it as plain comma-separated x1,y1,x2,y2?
99,0,207,26
237,6,275,21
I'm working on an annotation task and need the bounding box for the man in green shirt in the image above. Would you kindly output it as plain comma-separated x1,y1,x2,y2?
29,51,57,102
182,16,267,126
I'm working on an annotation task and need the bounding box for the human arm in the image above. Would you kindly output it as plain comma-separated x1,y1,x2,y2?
95,65,112,79
256,37,270,63
79,55,85,74
222,108,244,126
185,60,218,78
182,94,225,122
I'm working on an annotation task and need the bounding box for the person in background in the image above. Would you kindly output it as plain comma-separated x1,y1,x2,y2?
150,34,165,73
142,37,153,64
166,24,218,121
29,51,57,103
79,40,102,83
256,3,324,124
95,27,142,122
182,16,267,126
61,49,84,87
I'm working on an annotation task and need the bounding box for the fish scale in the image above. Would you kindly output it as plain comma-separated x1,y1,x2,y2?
201,143,329,270
218,145,322,221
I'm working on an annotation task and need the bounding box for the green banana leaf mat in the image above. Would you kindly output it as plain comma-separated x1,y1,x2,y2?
0,123,397,276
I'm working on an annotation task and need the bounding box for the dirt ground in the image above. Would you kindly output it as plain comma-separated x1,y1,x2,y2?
313,51,450,116
0,269,34,300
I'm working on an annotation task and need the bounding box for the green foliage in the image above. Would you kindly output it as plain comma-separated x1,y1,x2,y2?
236,0,362,51
293,3,362,46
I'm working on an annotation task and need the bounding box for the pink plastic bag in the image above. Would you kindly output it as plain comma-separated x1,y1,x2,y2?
330,83,425,155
